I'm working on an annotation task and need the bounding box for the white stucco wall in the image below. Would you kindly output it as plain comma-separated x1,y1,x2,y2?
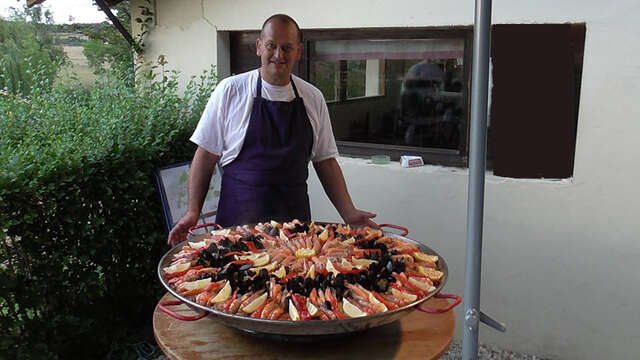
133,1,640,359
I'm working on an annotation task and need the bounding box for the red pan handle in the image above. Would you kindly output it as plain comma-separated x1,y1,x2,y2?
378,224,409,236
158,300,207,321
188,223,223,237
417,293,462,314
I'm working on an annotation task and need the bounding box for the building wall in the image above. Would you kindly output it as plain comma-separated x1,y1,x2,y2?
132,1,640,359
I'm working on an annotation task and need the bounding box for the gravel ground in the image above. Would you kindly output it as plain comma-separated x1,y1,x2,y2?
440,341,552,360
152,341,550,360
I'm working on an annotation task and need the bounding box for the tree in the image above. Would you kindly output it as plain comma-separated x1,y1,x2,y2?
83,1,134,75
0,5,66,95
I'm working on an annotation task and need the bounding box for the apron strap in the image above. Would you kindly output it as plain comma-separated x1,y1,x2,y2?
256,74,263,99
290,76,300,98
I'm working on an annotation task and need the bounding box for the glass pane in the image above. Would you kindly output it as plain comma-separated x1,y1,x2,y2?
310,38,465,151
346,60,365,99
311,61,339,102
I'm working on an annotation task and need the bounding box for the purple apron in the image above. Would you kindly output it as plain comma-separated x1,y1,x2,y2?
216,75,314,227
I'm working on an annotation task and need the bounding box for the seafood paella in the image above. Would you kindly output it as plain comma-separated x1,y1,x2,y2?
162,220,444,321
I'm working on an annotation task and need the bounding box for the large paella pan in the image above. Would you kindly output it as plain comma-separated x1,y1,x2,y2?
157,220,459,336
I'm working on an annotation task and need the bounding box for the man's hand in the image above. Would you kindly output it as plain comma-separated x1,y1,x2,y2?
341,207,378,228
167,211,199,246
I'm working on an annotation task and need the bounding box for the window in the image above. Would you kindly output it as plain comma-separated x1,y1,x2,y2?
309,38,466,156
229,24,585,177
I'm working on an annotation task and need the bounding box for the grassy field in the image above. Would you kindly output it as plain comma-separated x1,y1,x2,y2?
56,45,97,86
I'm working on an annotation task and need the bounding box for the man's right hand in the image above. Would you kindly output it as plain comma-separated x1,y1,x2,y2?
167,211,199,246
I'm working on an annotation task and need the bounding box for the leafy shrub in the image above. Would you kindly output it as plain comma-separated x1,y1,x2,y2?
0,63,217,359
0,9,66,95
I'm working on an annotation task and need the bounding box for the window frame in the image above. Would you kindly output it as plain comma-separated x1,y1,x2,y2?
230,27,474,167
302,27,473,167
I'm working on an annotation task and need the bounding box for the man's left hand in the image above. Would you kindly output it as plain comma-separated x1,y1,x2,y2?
341,208,378,228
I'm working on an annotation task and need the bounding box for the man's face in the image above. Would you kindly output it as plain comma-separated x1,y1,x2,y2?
256,20,303,85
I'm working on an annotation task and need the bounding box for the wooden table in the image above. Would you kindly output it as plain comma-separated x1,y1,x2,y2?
153,292,455,360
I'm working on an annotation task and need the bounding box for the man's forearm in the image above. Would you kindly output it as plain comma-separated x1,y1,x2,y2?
313,158,355,217
187,147,220,216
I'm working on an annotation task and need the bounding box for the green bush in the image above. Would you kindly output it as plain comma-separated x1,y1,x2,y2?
0,12,66,95
0,63,217,359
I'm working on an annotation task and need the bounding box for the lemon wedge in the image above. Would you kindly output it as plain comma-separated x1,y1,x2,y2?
163,262,190,274
351,256,377,268
391,287,418,303
279,229,288,242
342,298,367,318
252,254,270,267
417,266,444,281
274,266,286,278
270,220,280,228
368,292,388,312
295,248,316,258
366,228,383,237
254,261,277,272
326,259,340,277
182,278,211,291
209,281,231,303
305,264,315,279
412,252,439,263
318,228,329,241
288,298,300,321
343,237,355,245
241,292,268,313
188,240,208,249
211,228,230,236
306,301,319,317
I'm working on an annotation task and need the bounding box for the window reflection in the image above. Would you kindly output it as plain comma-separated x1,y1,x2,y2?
310,38,465,150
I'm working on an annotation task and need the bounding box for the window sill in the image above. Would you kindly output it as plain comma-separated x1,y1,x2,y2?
337,141,467,168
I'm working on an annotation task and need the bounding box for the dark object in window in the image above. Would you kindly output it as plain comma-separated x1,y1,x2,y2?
489,24,586,178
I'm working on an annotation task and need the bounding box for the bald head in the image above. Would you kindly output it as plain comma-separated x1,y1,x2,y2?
260,14,303,43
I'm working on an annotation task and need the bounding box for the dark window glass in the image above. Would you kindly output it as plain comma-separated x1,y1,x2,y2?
310,38,465,151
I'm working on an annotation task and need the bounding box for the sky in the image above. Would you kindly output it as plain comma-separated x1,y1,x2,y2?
0,0,107,24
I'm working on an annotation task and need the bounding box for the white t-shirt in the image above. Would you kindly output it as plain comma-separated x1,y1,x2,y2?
190,69,339,167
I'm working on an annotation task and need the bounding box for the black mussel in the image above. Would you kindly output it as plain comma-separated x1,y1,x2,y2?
269,227,278,236
335,288,344,301
358,273,370,288
355,234,363,240
207,243,218,252
253,239,264,249
374,278,389,293
388,276,396,283
393,261,406,273
324,300,332,310
259,269,269,278
221,238,233,248
385,259,394,273
304,277,313,291
369,262,379,273
390,250,399,256
326,272,334,282
314,274,325,285
239,263,252,271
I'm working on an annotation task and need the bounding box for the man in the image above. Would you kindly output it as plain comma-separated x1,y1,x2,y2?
168,14,376,246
